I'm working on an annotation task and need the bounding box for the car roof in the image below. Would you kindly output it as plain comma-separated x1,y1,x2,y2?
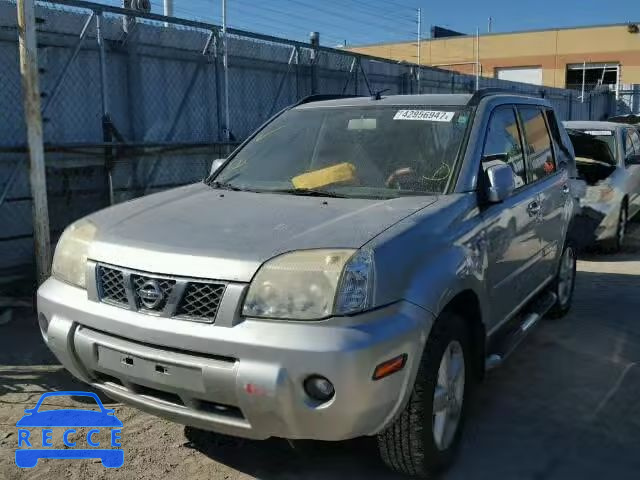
294,92,551,110
294,94,473,109
563,120,628,131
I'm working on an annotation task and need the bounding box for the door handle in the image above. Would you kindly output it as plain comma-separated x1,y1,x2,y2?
527,201,541,217
562,184,570,195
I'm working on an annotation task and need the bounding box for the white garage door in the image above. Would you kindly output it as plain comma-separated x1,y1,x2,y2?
496,67,543,86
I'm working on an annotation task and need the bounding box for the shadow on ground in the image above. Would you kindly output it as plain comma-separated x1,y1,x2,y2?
0,308,117,405
183,428,404,480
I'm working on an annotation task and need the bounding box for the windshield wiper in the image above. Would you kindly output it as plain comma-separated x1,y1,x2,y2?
207,180,249,192
268,188,348,198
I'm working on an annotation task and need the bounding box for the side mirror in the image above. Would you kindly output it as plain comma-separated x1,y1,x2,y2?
209,158,225,176
484,162,515,203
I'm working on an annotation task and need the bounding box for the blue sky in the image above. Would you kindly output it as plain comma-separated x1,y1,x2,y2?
103,0,639,46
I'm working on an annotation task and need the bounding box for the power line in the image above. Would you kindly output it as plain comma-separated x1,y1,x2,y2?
230,0,416,42
282,0,416,33
121,0,418,46
379,0,421,13
322,0,418,26
148,0,416,45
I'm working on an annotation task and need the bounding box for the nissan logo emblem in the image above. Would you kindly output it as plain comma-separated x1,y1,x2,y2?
137,280,164,309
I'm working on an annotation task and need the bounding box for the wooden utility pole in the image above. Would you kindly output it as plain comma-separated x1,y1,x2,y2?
17,0,52,285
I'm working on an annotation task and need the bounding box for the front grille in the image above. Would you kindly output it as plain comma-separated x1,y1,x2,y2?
96,264,226,323
98,266,128,305
177,283,226,319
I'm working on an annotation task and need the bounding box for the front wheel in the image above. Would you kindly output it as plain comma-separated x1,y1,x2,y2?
377,312,470,478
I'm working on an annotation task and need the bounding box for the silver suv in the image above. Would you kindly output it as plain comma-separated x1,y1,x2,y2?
38,91,578,477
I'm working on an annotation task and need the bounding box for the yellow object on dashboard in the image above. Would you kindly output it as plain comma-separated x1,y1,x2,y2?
292,162,356,189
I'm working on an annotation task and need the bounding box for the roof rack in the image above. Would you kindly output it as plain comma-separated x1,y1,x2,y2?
295,94,363,106
467,88,531,105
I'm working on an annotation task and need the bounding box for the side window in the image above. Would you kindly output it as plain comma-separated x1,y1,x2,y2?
544,109,563,145
482,106,527,189
544,109,568,169
518,106,556,182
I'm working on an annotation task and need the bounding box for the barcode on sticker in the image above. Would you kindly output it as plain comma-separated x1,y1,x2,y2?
393,110,455,122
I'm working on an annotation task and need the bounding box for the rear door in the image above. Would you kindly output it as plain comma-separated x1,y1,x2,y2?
516,105,570,281
480,105,544,325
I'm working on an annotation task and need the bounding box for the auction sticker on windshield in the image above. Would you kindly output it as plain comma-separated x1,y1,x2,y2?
584,130,613,136
393,110,455,122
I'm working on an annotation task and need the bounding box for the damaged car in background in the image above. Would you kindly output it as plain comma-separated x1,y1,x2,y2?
564,121,640,251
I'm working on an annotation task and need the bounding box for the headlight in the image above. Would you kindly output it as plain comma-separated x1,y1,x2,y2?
242,249,375,320
52,219,98,288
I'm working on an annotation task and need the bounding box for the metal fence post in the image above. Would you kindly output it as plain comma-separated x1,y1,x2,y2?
17,0,52,285
354,59,359,95
222,0,231,141
96,12,114,206
213,32,222,142
310,31,319,94
294,46,300,100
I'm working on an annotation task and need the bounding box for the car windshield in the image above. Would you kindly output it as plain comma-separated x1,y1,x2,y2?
211,105,473,199
573,129,617,160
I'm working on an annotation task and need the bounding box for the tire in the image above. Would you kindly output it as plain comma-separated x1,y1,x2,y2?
377,311,470,478
547,242,577,319
602,202,628,253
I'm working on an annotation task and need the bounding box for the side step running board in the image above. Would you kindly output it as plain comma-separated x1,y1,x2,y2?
485,291,557,371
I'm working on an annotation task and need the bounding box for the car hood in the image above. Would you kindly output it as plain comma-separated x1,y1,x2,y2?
88,183,437,282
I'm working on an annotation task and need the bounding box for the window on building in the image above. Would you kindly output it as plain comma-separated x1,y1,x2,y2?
565,63,619,95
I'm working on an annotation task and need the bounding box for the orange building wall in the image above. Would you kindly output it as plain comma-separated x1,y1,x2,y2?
348,24,640,88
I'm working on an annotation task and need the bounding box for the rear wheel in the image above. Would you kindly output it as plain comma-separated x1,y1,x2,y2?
377,312,470,478
603,202,628,253
548,243,577,319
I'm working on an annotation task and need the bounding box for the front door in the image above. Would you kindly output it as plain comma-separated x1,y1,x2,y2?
480,105,545,327
517,106,571,281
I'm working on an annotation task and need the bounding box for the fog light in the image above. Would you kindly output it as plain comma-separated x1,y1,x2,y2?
38,313,49,340
303,375,335,402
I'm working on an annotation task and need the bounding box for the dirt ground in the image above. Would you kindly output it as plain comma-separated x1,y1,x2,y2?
1,224,639,480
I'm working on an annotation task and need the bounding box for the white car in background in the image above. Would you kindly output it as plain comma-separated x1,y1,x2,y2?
564,121,640,251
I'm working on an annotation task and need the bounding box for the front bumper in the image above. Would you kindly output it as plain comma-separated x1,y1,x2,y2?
37,278,431,440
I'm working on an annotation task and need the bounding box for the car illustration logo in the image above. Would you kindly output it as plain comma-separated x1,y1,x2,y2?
137,279,163,309
15,391,124,469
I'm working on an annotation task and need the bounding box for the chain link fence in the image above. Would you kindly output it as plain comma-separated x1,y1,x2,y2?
617,85,640,115
0,0,616,290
